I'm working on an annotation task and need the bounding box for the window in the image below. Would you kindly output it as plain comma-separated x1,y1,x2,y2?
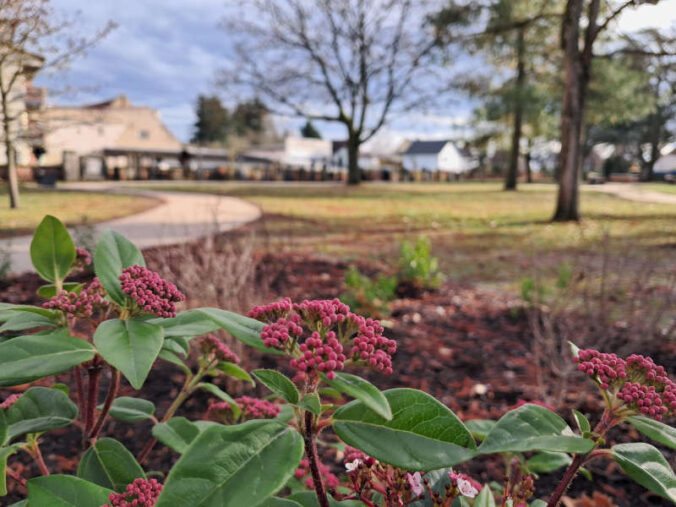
139,130,149,139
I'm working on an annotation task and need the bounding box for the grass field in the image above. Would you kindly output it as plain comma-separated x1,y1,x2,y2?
139,181,676,286
0,185,159,236
640,182,676,195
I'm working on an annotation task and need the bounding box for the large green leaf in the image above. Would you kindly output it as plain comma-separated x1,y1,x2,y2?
157,420,304,506
259,498,304,507
465,419,496,441
479,404,594,455
0,443,21,496
0,329,95,387
323,372,391,420
217,362,255,386
197,308,282,354
77,438,145,492
0,312,57,333
94,319,164,390
149,310,221,338
30,215,76,283
253,369,300,404
94,230,145,305
628,416,676,450
5,387,78,441
0,410,6,446
152,417,202,454
612,442,676,502
526,451,572,474
37,282,83,299
287,492,363,506
333,388,476,471
27,475,113,506
107,397,156,423
473,487,496,507
198,383,241,419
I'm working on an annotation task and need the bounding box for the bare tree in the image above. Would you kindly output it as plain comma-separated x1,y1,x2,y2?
221,0,445,185
0,0,114,208
553,0,669,221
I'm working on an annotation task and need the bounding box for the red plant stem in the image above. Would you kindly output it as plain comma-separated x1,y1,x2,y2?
6,467,26,487
83,361,102,446
304,410,330,507
89,367,120,442
33,444,50,476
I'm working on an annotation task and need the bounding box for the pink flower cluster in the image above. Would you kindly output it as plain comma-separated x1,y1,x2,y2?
575,349,675,420
295,457,340,490
208,396,280,421
199,334,240,363
291,331,346,380
249,298,397,380
43,278,108,319
75,247,92,267
106,478,162,507
343,445,375,469
448,471,482,499
119,265,184,317
0,393,21,409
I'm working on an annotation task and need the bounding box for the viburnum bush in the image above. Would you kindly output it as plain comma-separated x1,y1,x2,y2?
0,215,674,507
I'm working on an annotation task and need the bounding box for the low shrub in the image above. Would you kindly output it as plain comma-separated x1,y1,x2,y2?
396,237,443,296
0,216,673,506
340,265,397,318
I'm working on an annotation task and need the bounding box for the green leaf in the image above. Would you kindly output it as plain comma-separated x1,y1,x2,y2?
0,304,58,320
77,438,145,492
259,498,303,507
530,501,548,507
287,491,363,506
568,341,580,359
612,442,676,502
0,329,95,387
465,419,496,441
158,349,191,375
333,388,476,471
409,468,453,507
479,404,594,455
473,486,496,507
94,319,164,390
30,215,76,283
526,451,572,474
198,383,241,419
0,444,21,496
253,369,300,404
162,338,188,357
6,387,78,441
572,410,591,433
157,420,304,507
628,416,676,450
322,372,391,420
94,230,145,305
297,393,321,415
37,283,83,299
217,362,255,386
149,310,221,338
27,475,113,506
0,410,6,446
107,397,156,423
0,312,57,333
152,417,201,454
197,308,283,354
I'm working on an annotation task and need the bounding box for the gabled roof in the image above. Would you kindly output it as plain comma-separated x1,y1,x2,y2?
402,140,451,155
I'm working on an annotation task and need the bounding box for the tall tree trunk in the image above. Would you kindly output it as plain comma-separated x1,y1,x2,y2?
641,106,662,182
2,94,19,209
505,28,526,191
553,0,584,222
347,131,361,185
525,139,533,183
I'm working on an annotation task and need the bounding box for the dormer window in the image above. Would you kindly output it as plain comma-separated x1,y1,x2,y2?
139,130,149,139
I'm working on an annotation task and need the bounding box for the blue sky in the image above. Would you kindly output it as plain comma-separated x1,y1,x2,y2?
36,0,674,147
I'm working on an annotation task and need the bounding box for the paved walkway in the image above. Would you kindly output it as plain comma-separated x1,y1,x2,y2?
3,182,261,274
584,182,676,205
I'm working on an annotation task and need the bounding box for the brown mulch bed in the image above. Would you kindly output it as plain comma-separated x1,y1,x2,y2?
0,247,673,506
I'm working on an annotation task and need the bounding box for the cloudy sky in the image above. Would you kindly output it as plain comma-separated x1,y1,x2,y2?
37,0,675,147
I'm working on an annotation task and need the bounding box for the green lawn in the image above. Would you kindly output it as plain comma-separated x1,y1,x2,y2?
0,185,159,236
138,181,676,287
640,182,676,195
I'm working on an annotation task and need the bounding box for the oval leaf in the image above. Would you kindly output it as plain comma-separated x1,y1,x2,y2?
0,312,57,333
157,421,303,507
0,444,21,495
253,369,300,404
297,393,321,416
27,475,113,506
77,437,145,492
0,329,95,387
217,361,255,386
287,491,363,506
198,383,241,419
465,419,496,442
6,387,78,441
197,308,282,354
612,442,676,502
94,230,145,306
333,388,476,471
37,282,83,299
30,215,76,283
628,416,676,450
149,310,221,338
152,417,201,454
94,319,164,390
572,410,591,433
526,451,572,474
323,372,391,420
479,404,594,455
473,486,496,507
107,397,156,423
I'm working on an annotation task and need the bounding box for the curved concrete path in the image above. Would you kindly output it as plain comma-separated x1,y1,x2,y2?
3,182,261,274
584,182,676,205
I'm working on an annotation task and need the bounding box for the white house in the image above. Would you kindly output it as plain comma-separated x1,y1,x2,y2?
401,140,473,174
331,141,381,171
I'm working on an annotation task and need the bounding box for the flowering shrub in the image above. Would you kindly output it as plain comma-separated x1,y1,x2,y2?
0,215,674,506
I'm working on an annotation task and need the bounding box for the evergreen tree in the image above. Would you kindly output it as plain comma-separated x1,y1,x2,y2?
300,120,321,139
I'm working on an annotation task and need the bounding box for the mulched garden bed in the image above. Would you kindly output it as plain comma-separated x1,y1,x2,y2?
1,241,673,506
